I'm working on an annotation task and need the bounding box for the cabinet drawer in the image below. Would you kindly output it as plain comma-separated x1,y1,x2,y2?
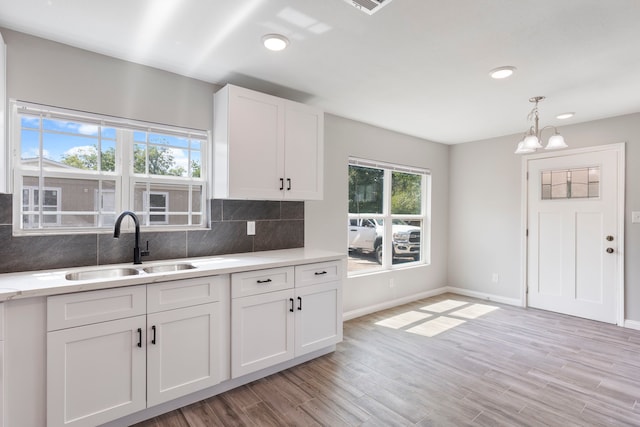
47,286,146,331
0,302,4,340
147,275,226,313
295,260,342,288
231,267,294,298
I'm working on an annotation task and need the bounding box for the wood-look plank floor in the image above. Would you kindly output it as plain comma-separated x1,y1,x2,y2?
132,293,640,426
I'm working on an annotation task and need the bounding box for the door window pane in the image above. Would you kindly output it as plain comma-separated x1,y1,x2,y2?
541,167,601,200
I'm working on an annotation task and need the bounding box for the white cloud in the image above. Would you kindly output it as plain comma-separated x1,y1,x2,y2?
169,148,189,176
65,145,97,157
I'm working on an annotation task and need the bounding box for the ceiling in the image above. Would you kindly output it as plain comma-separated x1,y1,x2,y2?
1,0,639,144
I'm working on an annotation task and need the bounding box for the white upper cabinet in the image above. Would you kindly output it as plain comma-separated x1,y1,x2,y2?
213,84,324,200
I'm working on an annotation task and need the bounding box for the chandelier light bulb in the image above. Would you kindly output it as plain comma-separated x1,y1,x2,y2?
522,135,542,150
515,141,535,154
545,134,568,150
514,96,569,154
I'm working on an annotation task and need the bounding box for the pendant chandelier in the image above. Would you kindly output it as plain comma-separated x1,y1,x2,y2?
514,96,568,154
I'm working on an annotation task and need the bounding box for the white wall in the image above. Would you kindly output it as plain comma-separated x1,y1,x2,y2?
449,113,640,321
306,114,450,315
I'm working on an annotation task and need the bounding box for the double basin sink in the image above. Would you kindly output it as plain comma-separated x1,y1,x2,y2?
65,263,196,281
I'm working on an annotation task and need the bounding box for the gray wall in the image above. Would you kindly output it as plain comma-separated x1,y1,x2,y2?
0,28,303,273
1,28,452,318
448,113,640,321
305,114,450,314
5,27,639,323
3,28,212,131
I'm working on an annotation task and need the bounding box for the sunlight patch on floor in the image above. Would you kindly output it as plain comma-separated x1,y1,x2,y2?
421,299,468,313
375,311,432,329
373,299,501,337
453,303,500,319
407,316,466,337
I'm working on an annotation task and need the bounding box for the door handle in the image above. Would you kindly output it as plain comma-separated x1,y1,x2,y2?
137,328,142,348
279,178,284,190
151,325,157,345
287,178,291,191
606,247,615,254
289,298,294,312
297,296,302,311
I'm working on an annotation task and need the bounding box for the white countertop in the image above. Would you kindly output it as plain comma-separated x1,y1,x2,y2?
0,248,345,301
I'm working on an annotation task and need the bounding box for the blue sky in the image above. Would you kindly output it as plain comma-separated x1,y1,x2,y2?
20,117,202,174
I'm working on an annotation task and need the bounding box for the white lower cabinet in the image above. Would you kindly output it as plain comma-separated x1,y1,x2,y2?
0,340,3,427
294,281,342,356
231,288,295,377
47,276,226,427
231,261,342,378
147,302,220,406
0,302,4,427
47,315,147,427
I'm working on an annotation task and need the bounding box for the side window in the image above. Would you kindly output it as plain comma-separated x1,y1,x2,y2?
348,159,430,275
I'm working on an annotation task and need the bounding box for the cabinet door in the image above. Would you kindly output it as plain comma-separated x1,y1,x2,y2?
284,101,324,200
47,316,146,427
231,289,294,378
227,85,285,199
147,302,221,406
295,281,342,357
0,341,3,427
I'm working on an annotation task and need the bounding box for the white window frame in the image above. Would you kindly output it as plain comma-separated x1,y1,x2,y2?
9,100,209,235
348,157,431,275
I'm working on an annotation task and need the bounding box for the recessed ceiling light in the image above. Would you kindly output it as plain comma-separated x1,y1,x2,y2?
556,112,575,120
489,66,516,79
262,34,289,51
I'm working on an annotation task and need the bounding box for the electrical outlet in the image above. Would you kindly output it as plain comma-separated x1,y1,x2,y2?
492,273,499,283
247,221,255,235
389,278,395,288
632,211,640,224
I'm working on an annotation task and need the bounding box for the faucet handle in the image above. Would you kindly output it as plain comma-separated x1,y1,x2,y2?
141,240,150,257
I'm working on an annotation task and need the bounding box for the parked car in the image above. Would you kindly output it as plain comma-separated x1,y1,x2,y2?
348,218,420,263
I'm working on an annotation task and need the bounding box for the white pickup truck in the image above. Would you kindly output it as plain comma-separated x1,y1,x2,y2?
348,218,420,263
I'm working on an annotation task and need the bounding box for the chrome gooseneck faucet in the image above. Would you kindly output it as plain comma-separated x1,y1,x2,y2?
113,210,150,264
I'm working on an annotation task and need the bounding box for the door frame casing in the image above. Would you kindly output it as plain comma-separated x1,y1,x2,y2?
520,142,626,325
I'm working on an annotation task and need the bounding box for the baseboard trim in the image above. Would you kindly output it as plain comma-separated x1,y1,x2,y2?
445,286,523,307
623,319,640,330
343,287,448,321
343,287,526,321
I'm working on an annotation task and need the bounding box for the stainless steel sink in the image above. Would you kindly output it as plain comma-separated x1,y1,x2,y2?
142,263,196,274
65,267,140,281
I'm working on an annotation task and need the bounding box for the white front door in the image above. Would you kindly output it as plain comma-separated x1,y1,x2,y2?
526,145,624,324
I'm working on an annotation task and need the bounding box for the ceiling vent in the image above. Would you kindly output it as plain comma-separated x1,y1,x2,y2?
344,0,393,15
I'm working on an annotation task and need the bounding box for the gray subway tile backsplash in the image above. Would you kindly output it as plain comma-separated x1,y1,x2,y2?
222,200,282,221
0,225,98,274
0,198,305,274
0,193,12,225
254,220,304,251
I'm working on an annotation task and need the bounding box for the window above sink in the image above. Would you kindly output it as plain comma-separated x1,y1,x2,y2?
9,100,209,236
